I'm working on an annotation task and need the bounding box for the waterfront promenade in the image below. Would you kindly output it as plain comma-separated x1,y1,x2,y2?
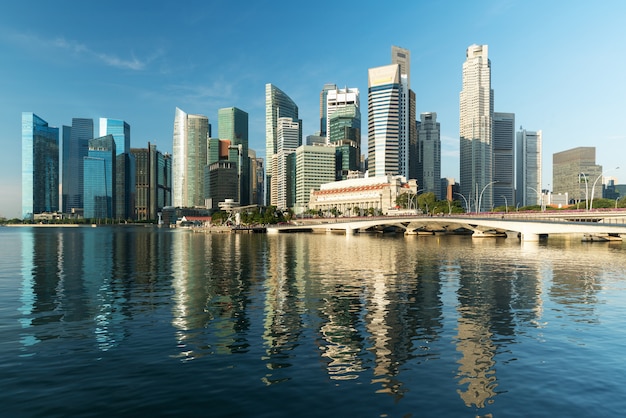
268,209,626,242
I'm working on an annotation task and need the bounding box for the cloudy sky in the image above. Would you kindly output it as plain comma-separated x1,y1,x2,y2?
1,0,625,218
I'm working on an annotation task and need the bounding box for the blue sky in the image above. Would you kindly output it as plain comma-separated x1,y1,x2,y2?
1,0,625,218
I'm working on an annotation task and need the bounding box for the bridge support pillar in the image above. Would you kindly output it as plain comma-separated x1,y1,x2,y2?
520,233,541,242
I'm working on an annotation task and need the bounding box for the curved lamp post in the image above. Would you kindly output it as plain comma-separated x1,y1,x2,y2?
578,173,589,211
590,167,619,211
454,192,470,213
527,186,545,211
478,181,497,213
500,195,508,213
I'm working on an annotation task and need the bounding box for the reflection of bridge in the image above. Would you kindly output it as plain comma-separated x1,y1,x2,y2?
267,211,626,242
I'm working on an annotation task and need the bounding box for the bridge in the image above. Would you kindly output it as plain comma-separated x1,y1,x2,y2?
266,210,626,242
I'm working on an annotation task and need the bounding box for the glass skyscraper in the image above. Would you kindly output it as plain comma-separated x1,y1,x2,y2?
84,135,116,219
493,112,515,208
218,107,250,205
21,112,59,220
99,118,134,219
417,112,441,199
172,107,210,208
265,84,299,205
62,118,93,214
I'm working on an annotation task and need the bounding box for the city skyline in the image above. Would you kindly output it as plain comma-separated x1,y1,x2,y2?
2,0,625,217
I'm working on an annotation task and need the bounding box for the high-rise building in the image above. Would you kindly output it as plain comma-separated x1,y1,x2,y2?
21,112,59,220
516,129,542,207
62,118,93,214
329,104,361,180
265,84,299,205
172,107,210,208
417,112,441,199
271,117,301,209
493,112,515,209
84,135,116,219
99,118,134,219
553,147,601,206
367,64,401,177
325,87,360,143
218,107,250,205
459,44,494,212
392,46,416,181
319,83,337,137
131,143,171,221
392,45,411,88
294,145,336,214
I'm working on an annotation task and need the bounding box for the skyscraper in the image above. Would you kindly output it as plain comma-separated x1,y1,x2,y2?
459,44,494,212
553,146,600,206
99,118,134,219
367,63,401,177
493,112,515,208
417,112,441,199
218,107,250,205
516,128,542,207
319,83,337,137
22,112,59,220
294,145,336,214
84,135,116,219
271,117,301,209
325,87,360,143
62,118,93,214
392,46,416,181
173,107,210,208
265,84,299,205
131,143,171,221
329,105,361,180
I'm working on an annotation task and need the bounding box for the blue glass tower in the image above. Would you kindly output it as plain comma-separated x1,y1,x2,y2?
99,118,134,219
84,135,116,219
62,118,93,214
22,112,59,220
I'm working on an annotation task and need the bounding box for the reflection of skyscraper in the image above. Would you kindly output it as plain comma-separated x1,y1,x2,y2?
173,107,210,208
21,112,59,220
460,44,494,212
62,118,93,214
266,84,299,205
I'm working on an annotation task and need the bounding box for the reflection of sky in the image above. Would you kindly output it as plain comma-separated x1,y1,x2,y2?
19,231,37,349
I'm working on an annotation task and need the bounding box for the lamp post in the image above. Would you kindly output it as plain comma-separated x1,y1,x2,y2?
590,167,619,211
527,186,544,212
500,195,508,213
578,173,589,211
455,192,469,213
478,181,497,213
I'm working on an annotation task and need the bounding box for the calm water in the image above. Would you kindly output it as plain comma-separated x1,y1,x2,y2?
1,226,625,417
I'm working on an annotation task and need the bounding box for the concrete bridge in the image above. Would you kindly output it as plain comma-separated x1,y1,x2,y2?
267,211,626,242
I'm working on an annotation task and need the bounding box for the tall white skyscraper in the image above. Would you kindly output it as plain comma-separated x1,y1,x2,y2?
459,44,494,212
516,129,542,206
172,107,210,208
271,117,301,209
493,112,515,209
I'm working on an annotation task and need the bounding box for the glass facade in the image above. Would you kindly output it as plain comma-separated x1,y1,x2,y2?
62,118,93,214
22,112,59,220
218,107,250,205
84,135,116,219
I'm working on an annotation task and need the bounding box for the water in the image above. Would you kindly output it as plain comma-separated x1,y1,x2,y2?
1,226,625,417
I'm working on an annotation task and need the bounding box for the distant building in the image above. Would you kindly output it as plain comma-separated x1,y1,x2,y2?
271,117,301,209
131,143,171,221
553,147,602,205
84,135,116,219
492,112,515,208
62,118,93,214
516,128,542,206
319,83,336,137
205,161,239,212
417,112,441,199
329,104,361,179
218,107,250,205
460,44,493,212
294,145,336,214
173,107,210,208
100,118,134,219
22,112,59,220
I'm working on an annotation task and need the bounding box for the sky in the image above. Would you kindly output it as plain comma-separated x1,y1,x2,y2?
1,0,625,218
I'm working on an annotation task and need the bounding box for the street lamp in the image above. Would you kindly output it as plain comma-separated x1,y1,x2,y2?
500,195,508,213
590,167,620,210
478,181,498,213
578,173,589,211
455,192,469,213
527,186,545,212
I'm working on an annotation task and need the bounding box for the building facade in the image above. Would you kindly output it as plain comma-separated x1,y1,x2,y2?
553,147,602,206
294,145,336,214
516,129,542,206
99,118,134,219
492,112,515,209
131,143,171,221
173,107,210,208
84,135,116,219
329,105,361,179
218,107,250,205
271,117,301,209
265,84,299,205
459,44,494,212
22,112,59,220
417,112,441,199
62,118,93,214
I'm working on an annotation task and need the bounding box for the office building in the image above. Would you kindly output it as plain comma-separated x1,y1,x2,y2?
21,112,59,220
416,112,441,199
516,129,542,206
131,143,171,221
325,87,360,143
218,107,250,205
271,117,301,209
319,83,337,137
492,112,515,208
205,161,239,212
459,44,494,212
553,147,602,206
329,104,361,179
62,118,93,214
265,84,299,205
392,46,417,181
84,135,116,219
294,145,336,214
99,118,134,219
172,107,210,208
